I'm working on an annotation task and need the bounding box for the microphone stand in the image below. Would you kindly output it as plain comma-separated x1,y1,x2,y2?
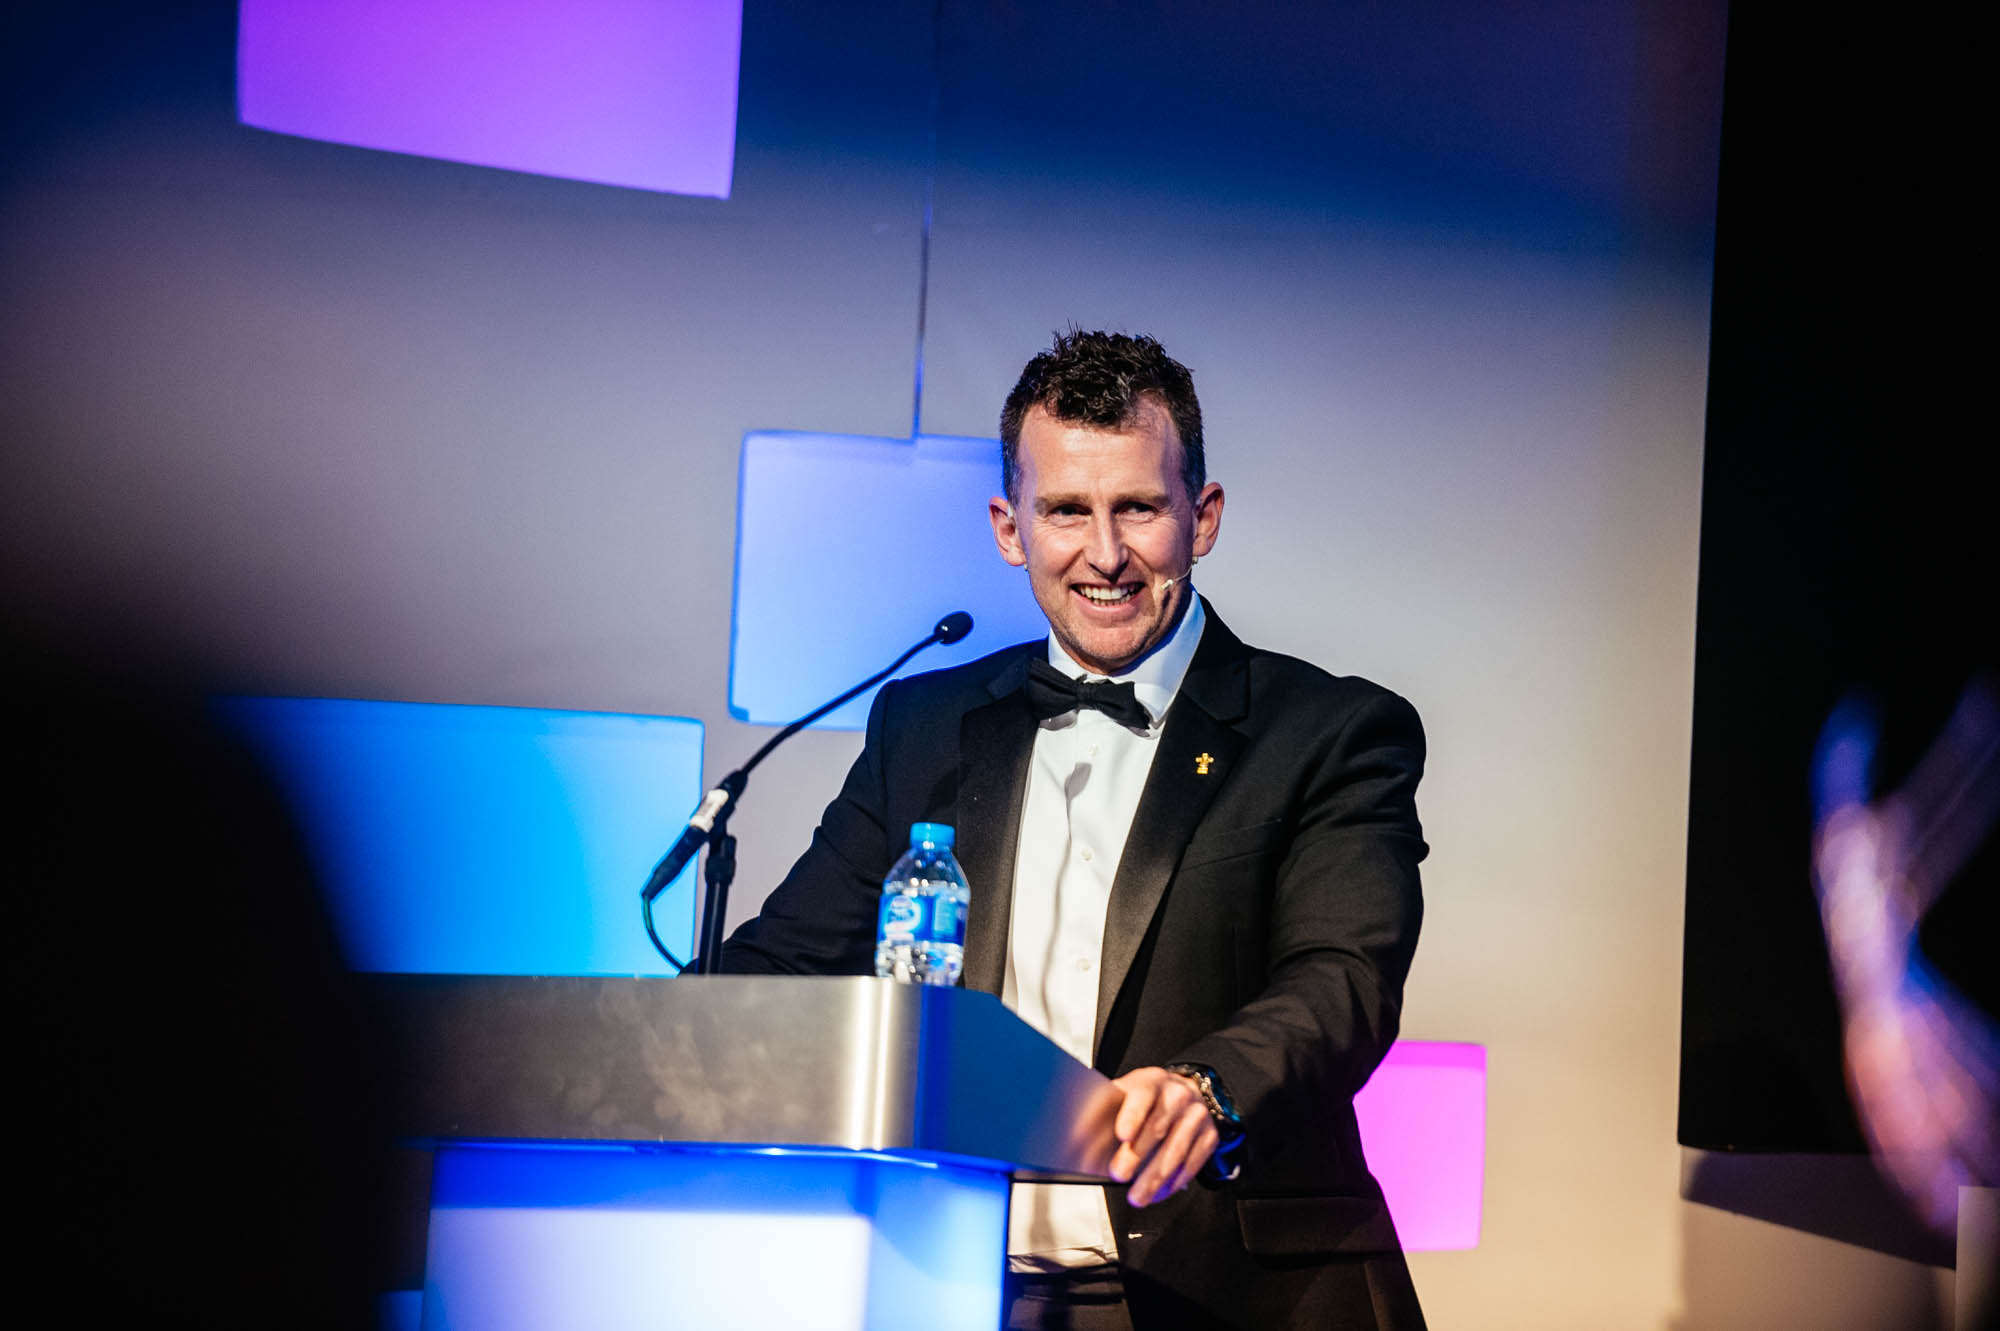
693,775,741,977
643,613,973,975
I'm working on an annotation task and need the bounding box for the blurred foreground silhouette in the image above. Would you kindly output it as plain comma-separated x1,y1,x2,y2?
1813,676,1999,1327
11,624,393,1329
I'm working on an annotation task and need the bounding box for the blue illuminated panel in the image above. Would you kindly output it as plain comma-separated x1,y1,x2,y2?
424,1145,1006,1331
217,697,702,974
731,432,1049,727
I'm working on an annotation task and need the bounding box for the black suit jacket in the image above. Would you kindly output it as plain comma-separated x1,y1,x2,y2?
721,602,1429,1330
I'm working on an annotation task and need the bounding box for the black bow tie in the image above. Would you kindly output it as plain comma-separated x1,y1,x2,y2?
1024,658,1152,729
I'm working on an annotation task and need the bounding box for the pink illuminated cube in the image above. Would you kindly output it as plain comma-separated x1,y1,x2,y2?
1353,1041,1486,1250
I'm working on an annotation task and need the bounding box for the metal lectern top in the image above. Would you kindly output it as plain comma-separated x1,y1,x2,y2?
375,974,1119,1180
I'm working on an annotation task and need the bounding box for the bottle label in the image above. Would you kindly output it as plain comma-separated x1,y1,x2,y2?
932,894,963,945
879,890,926,941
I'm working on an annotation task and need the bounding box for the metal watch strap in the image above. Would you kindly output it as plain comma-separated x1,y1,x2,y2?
1163,1062,1245,1182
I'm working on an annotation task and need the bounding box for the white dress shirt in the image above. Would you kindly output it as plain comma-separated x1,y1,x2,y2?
1004,593,1207,1268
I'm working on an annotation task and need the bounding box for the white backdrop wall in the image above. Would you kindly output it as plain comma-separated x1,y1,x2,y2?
1,3,1954,1326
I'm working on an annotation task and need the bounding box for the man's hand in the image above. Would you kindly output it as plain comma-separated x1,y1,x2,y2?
1107,1066,1219,1207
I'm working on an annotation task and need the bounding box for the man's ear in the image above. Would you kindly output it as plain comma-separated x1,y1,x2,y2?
1191,482,1225,558
990,496,1027,567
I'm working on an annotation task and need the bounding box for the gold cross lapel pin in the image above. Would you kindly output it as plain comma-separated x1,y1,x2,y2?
1195,752,1215,776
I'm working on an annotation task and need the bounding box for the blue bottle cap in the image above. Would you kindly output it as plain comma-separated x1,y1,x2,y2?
910,822,955,848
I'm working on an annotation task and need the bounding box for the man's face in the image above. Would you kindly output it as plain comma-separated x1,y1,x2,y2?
989,400,1223,676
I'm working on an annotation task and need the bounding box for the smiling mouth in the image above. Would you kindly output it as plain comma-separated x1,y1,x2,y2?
1076,584,1140,605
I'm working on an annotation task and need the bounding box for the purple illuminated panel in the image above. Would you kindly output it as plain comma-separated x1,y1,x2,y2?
238,0,742,198
1354,1041,1486,1251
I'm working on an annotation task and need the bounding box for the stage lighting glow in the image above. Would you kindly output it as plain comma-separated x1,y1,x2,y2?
237,0,742,198
731,432,1049,728
216,696,703,974
1354,1041,1486,1250
423,1144,1006,1331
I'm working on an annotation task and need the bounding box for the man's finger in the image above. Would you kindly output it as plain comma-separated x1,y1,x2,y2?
1127,1086,1185,1160
1111,1110,1179,1183
1128,1101,1215,1207
1163,1120,1220,1198
1127,1106,1203,1206
1112,1074,1160,1143
1108,1074,1158,1181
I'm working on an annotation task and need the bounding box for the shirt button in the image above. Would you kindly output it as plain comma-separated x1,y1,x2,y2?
1076,957,1094,972
1080,847,1093,861
1087,743,1099,757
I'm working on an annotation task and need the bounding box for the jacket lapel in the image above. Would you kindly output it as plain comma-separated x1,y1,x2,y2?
1093,604,1252,1058
956,651,1036,997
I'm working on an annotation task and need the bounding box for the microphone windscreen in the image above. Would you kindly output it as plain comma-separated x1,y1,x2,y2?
935,611,974,645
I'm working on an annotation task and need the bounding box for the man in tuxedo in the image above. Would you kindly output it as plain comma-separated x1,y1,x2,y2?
720,330,1428,1330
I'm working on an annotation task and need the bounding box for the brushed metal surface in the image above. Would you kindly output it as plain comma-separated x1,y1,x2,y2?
373,975,1118,1178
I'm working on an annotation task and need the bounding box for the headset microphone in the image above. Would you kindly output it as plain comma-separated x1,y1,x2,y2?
1158,554,1199,595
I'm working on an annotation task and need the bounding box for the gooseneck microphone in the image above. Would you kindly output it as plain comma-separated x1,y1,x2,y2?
637,787,732,909
641,610,976,973
934,610,973,645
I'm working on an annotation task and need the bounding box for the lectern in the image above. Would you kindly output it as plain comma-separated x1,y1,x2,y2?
378,975,1120,1331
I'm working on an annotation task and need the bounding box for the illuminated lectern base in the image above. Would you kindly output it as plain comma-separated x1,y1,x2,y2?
422,1145,1007,1331
378,977,1119,1331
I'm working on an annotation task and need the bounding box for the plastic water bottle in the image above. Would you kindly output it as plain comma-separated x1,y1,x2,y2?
875,822,971,985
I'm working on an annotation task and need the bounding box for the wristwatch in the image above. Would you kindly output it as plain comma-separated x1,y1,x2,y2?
1163,1062,1246,1182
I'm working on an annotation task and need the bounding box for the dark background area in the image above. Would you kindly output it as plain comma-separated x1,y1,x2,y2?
1679,3,1996,1155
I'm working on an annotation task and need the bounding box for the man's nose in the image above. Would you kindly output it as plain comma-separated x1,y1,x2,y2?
1085,513,1127,576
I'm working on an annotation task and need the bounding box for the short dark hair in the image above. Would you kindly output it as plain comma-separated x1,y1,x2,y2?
998,330,1205,505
